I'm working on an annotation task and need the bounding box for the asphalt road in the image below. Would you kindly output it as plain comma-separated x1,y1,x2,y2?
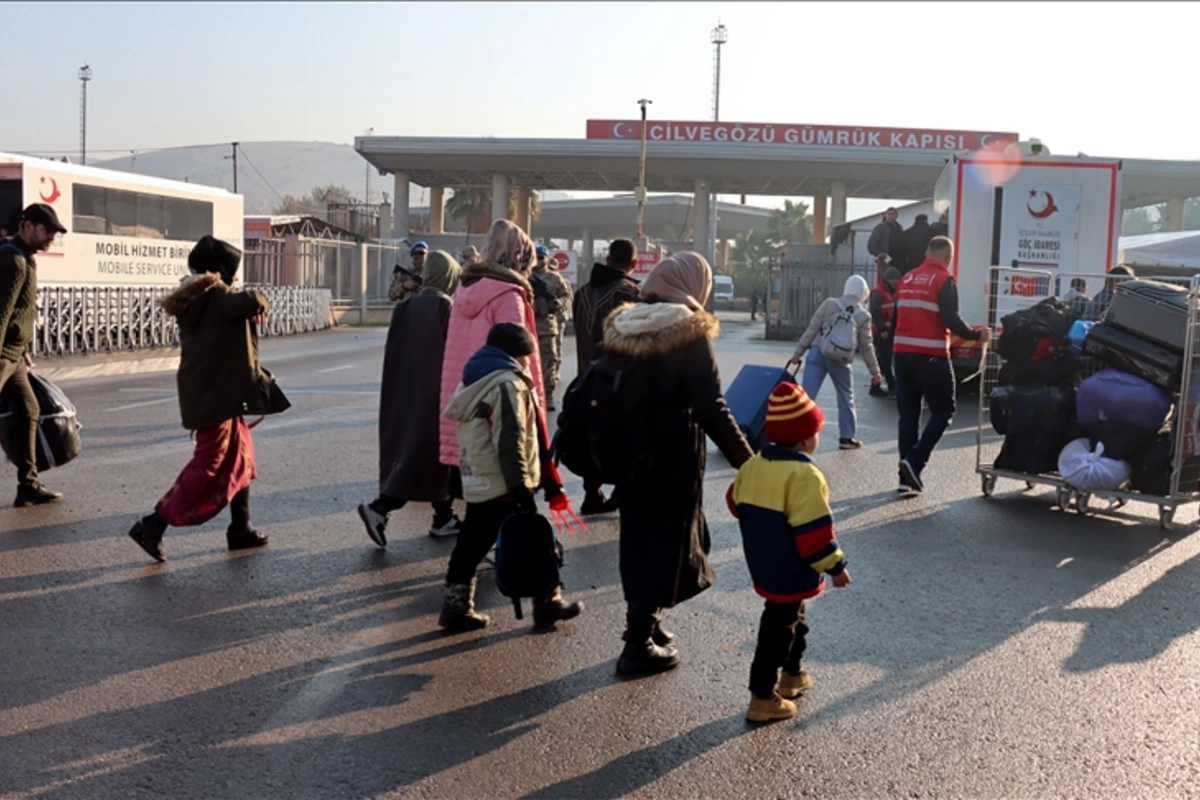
1,315,1198,799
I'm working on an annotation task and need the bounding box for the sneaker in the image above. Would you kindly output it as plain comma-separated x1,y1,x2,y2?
838,438,863,450
778,669,814,699
429,514,462,538
898,459,924,493
14,483,62,508
868,385,889,399
357,502,388,547
746,693,797,724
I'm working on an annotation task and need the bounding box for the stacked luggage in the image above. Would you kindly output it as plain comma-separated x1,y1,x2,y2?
988,277,1196,498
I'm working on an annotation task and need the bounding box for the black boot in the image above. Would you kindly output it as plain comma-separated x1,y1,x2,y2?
439,578,489,632
128,511,168,563
226,488,269,551
616,605,680,676
622,619,676,647
532,585,584,631
580,490,619,516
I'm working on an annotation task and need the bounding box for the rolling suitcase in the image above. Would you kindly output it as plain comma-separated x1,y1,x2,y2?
1082,322,1184,392
1104,279,1190,353
725,364,797,451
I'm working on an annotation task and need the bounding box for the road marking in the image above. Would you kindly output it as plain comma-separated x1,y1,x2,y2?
106,397,176,412
317,364,357,374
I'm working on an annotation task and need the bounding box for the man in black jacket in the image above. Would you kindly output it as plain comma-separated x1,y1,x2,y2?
867,207,907,274
0,204,67,507
903,214,934,275
571,238,641,515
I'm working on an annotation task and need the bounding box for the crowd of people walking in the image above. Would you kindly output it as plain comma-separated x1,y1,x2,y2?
0,201,992,723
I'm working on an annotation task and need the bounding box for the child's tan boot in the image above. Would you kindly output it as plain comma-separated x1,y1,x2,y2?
778,669,814,699
746,693,797,724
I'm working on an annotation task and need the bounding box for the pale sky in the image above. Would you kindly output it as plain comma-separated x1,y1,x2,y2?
5,1,1197,216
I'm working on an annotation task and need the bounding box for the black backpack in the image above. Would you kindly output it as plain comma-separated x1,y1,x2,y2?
553,350,654,485
494,512,564,619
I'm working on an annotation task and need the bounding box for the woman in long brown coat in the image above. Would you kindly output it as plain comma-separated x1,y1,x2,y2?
602,251,753,676
127,236,277,562
358,251,463,545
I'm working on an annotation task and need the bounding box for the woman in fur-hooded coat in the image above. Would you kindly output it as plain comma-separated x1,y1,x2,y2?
603,252,753,632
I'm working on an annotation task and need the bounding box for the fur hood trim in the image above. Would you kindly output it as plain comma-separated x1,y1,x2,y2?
602,302,720,358
459,261,532,297
160,272,222,317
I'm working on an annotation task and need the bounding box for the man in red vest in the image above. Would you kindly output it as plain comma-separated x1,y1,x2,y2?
892,236,991,494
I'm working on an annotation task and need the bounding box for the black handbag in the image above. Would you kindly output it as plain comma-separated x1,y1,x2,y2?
244,367,291,416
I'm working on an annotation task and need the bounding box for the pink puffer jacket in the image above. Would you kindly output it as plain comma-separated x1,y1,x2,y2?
439,263,546,466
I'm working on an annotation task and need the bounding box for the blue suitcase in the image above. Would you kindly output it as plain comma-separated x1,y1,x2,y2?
725,364,797,451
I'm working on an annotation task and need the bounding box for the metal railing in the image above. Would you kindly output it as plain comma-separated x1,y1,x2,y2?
243,237,402,308
32,283,334,357
765,260,875,341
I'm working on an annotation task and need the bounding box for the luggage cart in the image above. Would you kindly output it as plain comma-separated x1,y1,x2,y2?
976,268,1200,530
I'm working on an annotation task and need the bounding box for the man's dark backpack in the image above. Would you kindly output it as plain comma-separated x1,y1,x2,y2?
552,351,654,485
494,512,564,619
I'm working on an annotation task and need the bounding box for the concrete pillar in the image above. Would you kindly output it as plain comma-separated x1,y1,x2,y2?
1167,196,1186,232
567,239,575,252
811,193,828,244
379,201,392,239
718,238,730,269
581,227,594,267
392,172,410,242
693,177,711,256
492,173,510,224
514,187,531,231
359,243,370,323
429,186,445,234
830,181,847,229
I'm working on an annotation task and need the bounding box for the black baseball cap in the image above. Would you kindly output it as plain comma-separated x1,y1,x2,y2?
21,203,67,234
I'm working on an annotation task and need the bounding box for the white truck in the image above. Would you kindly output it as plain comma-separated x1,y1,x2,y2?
931,145,1123,371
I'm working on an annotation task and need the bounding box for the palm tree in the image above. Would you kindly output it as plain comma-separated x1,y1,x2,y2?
445,188,542,234
767,199,812,245
730,230,778,293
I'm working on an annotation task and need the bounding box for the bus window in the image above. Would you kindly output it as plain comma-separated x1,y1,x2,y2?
108,189,137,237
137,193,166,239
73,184,107,235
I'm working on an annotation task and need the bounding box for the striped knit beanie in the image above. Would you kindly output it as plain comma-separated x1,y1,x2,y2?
765,382,824,445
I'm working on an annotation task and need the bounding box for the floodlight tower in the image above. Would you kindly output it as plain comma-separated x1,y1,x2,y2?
78,65,93,165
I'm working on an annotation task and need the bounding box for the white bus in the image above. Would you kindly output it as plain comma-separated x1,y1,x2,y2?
0,151,243,286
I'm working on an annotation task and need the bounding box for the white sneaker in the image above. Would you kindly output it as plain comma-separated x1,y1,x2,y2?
429,514,462,538
357,503,388,548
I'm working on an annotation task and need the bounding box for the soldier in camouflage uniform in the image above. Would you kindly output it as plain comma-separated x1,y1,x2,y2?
530,245,573,411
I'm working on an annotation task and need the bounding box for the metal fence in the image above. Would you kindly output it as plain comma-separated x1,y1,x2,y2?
765,260,876,341
244,237,401,307
32,283,334,357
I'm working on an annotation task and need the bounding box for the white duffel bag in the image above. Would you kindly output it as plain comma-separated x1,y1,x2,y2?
1058,438,1132,492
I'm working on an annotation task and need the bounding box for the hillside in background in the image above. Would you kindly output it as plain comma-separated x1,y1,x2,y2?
91,141,571,215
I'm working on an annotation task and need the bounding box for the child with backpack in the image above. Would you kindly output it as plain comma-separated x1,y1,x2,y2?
439,322,585,633
727,382,852,723
787,275,883,450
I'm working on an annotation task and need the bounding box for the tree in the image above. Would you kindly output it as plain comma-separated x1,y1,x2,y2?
273,184,355,216
729,230,778,293
444,188,542,234
1122,204,1167,236
767,199,812,245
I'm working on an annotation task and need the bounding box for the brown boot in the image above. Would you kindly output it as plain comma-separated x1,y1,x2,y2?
438,579,489,632
746,693,797,724
778,669,814,699
531,585,584,631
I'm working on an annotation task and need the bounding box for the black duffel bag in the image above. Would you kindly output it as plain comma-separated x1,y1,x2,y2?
990,384,1074,437
995,297,1078,364
0,370,82,471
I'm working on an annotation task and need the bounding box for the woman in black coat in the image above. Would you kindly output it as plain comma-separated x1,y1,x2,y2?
601,251,753,676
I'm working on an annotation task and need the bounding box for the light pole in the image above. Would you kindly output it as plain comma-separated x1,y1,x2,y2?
636,99,652,240
708,23,727,267
364,127,374,206
78,65,92,165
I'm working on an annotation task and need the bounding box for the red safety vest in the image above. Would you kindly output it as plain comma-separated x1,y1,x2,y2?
871,282,897,335
893,260,952,357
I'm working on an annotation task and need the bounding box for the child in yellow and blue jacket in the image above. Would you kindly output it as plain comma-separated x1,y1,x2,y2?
727,381,852,724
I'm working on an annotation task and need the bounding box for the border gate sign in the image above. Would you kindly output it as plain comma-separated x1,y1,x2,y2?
550,250,578,286
632,250,660,279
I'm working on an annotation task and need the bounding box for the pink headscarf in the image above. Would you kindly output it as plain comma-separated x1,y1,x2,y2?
639,251,713,311
481,219,536,274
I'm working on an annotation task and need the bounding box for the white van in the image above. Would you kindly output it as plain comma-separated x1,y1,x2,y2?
713,274,734,306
